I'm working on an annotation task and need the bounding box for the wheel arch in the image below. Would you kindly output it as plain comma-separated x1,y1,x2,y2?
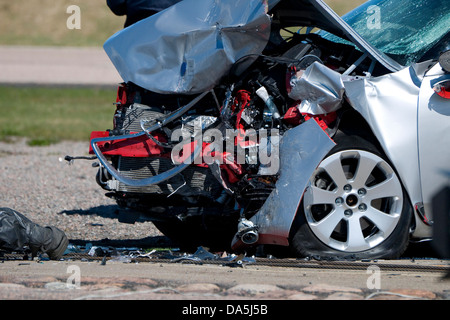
335,108,382,150
288,116,415,258
334,107,416,221
288,108,417,246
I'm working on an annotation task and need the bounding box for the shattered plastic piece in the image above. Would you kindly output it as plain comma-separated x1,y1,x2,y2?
171,246,218,262
223,254,245,268
163,246,255,267
63,244,83,255
288,62,345,115
192,246,219,260
88,246,106,257
129,249,157,259
282,106,303,125
62,242,152,262
110,254,133,263
222,254,256,268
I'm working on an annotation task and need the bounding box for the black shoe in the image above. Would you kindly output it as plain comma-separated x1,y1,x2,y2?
29,226,69,260
0,208,69,260
46,226,69,260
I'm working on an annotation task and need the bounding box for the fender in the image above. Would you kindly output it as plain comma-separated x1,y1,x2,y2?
232,119,335,249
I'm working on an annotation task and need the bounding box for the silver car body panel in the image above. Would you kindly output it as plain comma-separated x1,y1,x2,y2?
104,0,272,94
343,63,449,238
104,0,403,96
232,119,335,247
288,61,345,114
417,62,450,233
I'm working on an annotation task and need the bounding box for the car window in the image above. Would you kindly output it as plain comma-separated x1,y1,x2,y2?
321,0,450,66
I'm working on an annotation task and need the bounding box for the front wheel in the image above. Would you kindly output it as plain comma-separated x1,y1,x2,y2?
290,133,412,260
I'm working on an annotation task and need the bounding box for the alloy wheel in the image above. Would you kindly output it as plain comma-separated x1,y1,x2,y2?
303,150,404,252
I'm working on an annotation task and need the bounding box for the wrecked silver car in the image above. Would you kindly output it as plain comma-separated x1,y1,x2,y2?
84,0,450,259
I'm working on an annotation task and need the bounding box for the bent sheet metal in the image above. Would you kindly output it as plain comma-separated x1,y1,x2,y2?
104,0,273,94
232,119,335,248
288,61,345,115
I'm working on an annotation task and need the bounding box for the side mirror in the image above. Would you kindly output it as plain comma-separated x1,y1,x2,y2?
439,50,450,73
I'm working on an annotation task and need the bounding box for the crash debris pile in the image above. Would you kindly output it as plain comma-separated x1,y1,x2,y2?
61,244,256,267
89,0,350,251
88,0,387,252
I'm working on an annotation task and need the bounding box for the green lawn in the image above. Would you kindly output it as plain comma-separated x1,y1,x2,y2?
0,0,123,47
0,86,116,145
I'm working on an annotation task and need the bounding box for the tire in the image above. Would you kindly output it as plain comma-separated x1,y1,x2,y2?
290,132,412,260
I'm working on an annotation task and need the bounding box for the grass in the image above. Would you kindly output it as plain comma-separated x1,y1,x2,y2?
324,0,367,15
0,0,124,47
0,0,366,47
0,86,116,145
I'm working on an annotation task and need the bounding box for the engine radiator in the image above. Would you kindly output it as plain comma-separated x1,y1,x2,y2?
115,103,222,198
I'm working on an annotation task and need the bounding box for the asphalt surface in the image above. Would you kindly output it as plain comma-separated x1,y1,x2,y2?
0,45,449,303
0,45,122,87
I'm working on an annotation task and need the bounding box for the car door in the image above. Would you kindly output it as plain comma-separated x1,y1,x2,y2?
417,61,450,234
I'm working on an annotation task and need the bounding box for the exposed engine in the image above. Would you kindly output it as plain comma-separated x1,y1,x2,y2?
81,0,400,250
89,30,370,239
64,0,447,260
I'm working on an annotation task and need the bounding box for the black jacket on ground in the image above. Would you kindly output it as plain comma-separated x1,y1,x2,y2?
0,207,68,260
107,0,182,27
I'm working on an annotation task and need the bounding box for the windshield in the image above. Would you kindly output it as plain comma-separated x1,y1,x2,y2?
322,0,450,66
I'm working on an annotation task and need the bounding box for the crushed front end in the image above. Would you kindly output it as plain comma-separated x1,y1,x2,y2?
82,0,404,251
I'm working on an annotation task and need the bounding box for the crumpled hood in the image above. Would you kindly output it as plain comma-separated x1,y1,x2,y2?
104,0,272,94
104,0,402,95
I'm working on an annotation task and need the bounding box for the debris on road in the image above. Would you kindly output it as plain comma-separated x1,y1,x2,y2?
61,244,256,268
